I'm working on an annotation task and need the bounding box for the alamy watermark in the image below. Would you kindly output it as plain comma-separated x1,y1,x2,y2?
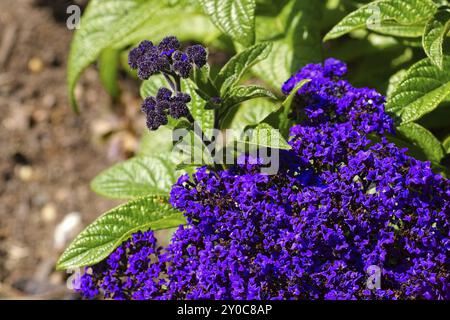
366,265,382,290
66,267,82,290
66,5,81,30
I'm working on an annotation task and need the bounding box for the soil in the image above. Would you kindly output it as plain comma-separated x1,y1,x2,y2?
0,0,147,298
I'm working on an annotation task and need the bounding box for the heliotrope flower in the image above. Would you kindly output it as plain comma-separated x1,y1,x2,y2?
140,87,191,130
129,36,207,80
128,36,207,131
76,58,449,300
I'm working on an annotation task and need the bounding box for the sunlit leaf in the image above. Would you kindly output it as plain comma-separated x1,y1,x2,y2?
386,56,450,123
57,196,185,270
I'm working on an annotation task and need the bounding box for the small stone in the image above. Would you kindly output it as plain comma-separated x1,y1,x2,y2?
28,57,44,73
42,94,57,108
54,212,82,250
32,109,48,123
41,203,57,223
18,166,33,182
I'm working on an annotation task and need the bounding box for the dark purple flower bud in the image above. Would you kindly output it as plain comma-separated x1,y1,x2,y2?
158,36,180,54
173,60,192,78
141,96,156,114
186,45,207,67
156,87,172,102
146,110,168,131
128,40,153,69
155,55,171,71
175,92,191,103
169,93,191,119
137,54,159,79
173,50,188,62
157,100,171,112
169,101,189,119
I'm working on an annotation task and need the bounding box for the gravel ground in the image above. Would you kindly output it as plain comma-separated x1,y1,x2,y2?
0,0,146,298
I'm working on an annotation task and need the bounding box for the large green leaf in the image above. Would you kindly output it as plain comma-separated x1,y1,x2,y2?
423,8,450,69
183,79,215,137
198,0,256,46
68,0,164,112
396,122,445,163
56,196,185,270
386,56,450,123
253,0,323,90
216,42,272,93
190,64,219,99
99,48,120,100
114,8,220,48
91,156,177,199
138,126,174,156
252,42,293,90
443,135,450,153
324,0,437,41
220,98,277,131
386,68,407,97
222,85,277,109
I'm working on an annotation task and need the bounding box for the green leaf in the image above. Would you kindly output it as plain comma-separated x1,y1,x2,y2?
68,0,164,112
281,79,311,110
140,74,167,99
56,196,185,270
386,56,450,123
443,135,450,153
396,122,445,163
138,126,174,157
262,79,311,137
190,64,219,98
386,68,407,97
183,79,215,137
423,8,450,69
216,42,272,93
222,85,277,109
251,41,293,90
324,0,437,41
253,0,323,89
114,8,221,49
220,98,277,131
198,0,256,46
99,48,120,100
239,123,291,150
91,156,178,199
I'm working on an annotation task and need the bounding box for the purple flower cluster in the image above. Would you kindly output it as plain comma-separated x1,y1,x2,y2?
129,37,207,80
77,59,449,300
78,231,165,300
141,87,191,130
128,37,207,131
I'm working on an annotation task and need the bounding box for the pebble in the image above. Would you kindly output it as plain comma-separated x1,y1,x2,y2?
53,212,82,250
41,203,57,223
28,57,44,73
17,165,33,182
